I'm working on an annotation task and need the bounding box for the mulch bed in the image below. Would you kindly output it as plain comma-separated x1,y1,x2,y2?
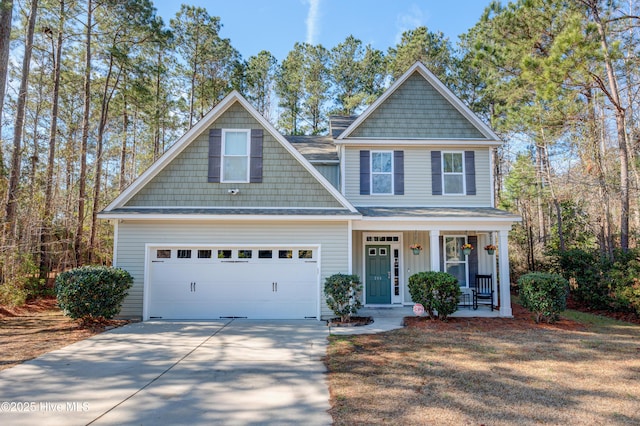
404,302,587,332
328,316,373,327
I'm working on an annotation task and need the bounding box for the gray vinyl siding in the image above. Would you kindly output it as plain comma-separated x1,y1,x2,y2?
127,102,342,208
115,220,349,319
350,72,485,139
344,146,492,207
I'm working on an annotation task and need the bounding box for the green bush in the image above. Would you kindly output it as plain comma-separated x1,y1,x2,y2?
324,274,362,322
408,271,461,321
55,266,133,321
518,272,569,323
553,249,611,309
0,282,28,307
0,252,50,306
608,251,640,314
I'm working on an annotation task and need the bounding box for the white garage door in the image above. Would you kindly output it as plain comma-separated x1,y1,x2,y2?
146,246,319,320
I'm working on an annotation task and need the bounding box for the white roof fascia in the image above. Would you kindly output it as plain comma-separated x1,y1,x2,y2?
352,217,521,232
336,62,501,142
97,213,362,221
333,139,501,147
104,91,358,213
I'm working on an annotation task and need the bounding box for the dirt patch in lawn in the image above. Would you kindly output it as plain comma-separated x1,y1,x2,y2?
326,303,640,425
0,298,128,371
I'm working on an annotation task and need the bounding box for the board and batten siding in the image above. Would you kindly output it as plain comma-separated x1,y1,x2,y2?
115,220,350,319
127,102,342,208
344,146,492,207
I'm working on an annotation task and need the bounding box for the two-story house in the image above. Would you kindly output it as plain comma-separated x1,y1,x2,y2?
99,62,521,320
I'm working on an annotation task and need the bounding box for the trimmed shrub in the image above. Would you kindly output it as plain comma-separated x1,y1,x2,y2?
324,274,362,322
408,271,461,321
518,272,569,323
55,266,133,321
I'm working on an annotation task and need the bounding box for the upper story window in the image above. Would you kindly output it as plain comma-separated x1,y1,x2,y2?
222,130,250,182
442,152,465,195
371,151,393,194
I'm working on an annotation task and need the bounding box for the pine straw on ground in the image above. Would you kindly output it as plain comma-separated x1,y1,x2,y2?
0,298,129,371
326,304,640,426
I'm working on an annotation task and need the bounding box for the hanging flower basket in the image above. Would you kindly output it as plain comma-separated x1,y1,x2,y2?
409,243,422,255
412,248,421,255
462,243,473,256
484,244,497,255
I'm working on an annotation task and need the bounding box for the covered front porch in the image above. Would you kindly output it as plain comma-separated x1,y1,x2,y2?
350,207,521,318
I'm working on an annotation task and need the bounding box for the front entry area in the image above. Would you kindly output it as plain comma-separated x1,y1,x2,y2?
145,245,319,320
365,245,391,304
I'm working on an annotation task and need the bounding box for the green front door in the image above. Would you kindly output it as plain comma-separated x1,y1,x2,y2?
366,245,391,304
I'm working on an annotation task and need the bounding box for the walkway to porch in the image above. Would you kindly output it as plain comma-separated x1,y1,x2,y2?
328,305,501,335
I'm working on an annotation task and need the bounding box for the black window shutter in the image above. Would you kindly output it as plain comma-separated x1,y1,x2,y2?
431,151,442,195
465,151,476,195
360,150,370,195
208,129,222,183
468,235,478,286
250,129,263,183
393,151,404,195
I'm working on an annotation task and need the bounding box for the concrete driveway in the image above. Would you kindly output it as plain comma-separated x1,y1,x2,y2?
0,320,331,425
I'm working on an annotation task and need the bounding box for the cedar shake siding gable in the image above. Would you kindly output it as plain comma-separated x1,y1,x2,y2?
349,72,485,139
126,102,343,208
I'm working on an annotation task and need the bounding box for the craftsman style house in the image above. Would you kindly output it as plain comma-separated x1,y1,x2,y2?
99,62,521,320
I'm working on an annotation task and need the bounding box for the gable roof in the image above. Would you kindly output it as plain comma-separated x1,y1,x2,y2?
102,91,357,214
336,62,501,143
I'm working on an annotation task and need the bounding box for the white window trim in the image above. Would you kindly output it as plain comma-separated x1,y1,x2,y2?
443,235,469,287
221,129,251,183
370,150,394,195
442,151,465,195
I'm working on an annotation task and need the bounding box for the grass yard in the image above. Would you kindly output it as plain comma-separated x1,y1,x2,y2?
326,305,640,425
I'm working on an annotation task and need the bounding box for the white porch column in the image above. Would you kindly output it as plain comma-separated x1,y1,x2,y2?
430,229,440,272
498,230,513,317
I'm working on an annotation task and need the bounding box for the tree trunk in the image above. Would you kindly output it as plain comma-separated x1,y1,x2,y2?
119,89,128,191
89,54,119,262
589,2,630,251
0,0,13,177
5,0,38,238
41,0,65,276
154,47,161,160
75,0,92,265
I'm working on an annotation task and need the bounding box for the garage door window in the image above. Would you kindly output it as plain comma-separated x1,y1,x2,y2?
157,249,171,259
198,250,212,259
298,250,313,259
217,250,232,259
258,250,272,259
177,250,192,259
279,250,292,259
238,250,252,259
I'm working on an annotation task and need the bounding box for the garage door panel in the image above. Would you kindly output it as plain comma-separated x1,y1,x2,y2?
147,247,318,320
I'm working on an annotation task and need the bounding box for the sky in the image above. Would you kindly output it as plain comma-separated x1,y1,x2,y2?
152,0,495,62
